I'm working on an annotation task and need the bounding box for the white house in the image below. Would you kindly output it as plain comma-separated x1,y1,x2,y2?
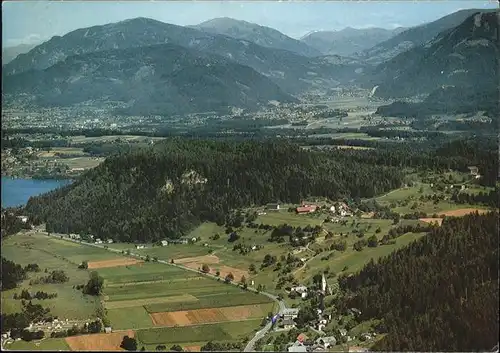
107,239,114,244
267,203,280,211
135,245,145,249
291,285,308,294
104,327,112,333
161,240,169,246
329,206,336,213
316,336,337,349
94,239,103,244
282,308,300,320
17,216,28,223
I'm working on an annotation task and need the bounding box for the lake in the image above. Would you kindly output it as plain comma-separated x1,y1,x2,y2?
1,177,73,208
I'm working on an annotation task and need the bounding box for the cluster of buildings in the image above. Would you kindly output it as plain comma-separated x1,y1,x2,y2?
266,201,353,217
287,333,339,352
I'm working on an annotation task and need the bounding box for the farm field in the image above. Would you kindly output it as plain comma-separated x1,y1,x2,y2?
149,303,273,327
144,292,273,313
6,337,70,351
97,262,200,284
69,135,165,143
96,258,273,332
136,319,263,349
65,330,135,351
58,156,104,169
1,232,101,320
256,210,324,227
135,245,212,261
37,147,87,158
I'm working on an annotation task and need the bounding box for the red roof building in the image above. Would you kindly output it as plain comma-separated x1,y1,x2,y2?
296,205,317,214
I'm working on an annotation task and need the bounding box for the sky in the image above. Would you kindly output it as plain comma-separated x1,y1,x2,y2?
2,1,498,47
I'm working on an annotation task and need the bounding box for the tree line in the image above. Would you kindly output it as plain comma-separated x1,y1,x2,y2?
24,139,403,243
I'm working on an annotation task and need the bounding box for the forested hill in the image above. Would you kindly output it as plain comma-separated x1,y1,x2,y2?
336,212,499,351
24,139,403,242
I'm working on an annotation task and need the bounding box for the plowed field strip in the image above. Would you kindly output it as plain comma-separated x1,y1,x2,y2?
65,330,134,351
88,258,143,269
149,304,267,327
104,294,198,309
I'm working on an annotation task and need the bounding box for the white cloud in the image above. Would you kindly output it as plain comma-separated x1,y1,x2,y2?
4,33,47,47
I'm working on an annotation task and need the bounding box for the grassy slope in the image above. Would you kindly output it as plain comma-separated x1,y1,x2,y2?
1,233,101,319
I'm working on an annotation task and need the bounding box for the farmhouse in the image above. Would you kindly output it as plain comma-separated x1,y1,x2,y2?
282,318,296,330
282,308,300,320
297,333,308,343
291,285,308,294
17,216,28,223
94,238,103,244
161,240,169,246
170,238,189,244
104,327,112,333
107,239,113,244
296,205,317,214
267,203,280,210
316,336,337,349
135,245,145,249
468,166,479,176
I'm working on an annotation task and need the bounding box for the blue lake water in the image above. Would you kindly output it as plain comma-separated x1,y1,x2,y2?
1,177,73,208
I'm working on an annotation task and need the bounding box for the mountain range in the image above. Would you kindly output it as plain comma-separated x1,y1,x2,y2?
360,8,498,64
3,9,498,116
372,11,499,98
301,27,406,57
3,43,296,116
3,17,365,96
191,17,321,57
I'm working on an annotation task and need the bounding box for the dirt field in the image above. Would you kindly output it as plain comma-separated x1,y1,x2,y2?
419,218,444,226
149,304,264,327
184,345,202,352
104,294,198,309
439,208,490,217
175,255,249,280
87,258,144,269
65,330,134,351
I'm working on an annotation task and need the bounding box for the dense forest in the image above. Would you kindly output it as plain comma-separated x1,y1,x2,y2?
24,137,497,242
24,139,403,242
335,212,499,351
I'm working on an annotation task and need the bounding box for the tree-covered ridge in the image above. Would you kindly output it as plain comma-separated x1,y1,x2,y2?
25,139,403,242
335,212,499,351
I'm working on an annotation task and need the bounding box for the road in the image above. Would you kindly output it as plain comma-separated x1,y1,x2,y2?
244,297,287,352
45,233,289,351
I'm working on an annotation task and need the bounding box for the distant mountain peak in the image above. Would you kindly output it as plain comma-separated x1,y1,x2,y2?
192,17,321,57
301,27,404,56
